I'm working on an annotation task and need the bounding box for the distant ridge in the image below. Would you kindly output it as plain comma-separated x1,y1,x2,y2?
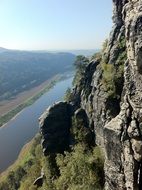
0,50,76,101
66,49,100,56
0,47,9,53
45,49,100,56
0,47,100,56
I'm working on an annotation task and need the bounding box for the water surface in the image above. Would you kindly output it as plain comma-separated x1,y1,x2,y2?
0,77,73,173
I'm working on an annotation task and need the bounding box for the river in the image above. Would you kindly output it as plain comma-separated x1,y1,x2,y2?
0,77,73,173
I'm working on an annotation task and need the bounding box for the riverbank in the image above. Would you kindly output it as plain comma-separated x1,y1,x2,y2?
0,77,73,174
0,73,72,128
0,134,37,180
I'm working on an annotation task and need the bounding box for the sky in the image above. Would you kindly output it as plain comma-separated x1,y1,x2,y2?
0,0,113,50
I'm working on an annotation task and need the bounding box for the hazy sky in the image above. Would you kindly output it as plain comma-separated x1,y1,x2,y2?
0,0,113,50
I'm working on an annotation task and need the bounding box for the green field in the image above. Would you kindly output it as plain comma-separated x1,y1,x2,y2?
0,75,64,128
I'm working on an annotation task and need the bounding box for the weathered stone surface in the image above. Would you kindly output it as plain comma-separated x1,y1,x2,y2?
71,0,142,189
33,168,44,187
39,101,72,155
104,0,142,189
39,1,142,189
73,108,95,146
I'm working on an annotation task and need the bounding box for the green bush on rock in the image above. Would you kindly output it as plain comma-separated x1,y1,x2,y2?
54,144,104,190
73,55,89,86
101,35,126,99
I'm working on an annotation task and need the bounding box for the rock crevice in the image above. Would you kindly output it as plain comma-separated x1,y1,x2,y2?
39,1,142,189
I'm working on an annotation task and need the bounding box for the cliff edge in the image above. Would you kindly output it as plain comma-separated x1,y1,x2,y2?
39,1,142,189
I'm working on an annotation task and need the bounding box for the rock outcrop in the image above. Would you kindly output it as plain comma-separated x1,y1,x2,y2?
71,0,142,189
39,102,72,155
104,1,142,189
39,0,142,189
71,1,142,189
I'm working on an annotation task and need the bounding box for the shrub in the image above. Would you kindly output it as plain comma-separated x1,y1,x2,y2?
101,35,127,98
91,52,102,61
101,63,117,98
64,88,74,102
102,39,108,52
0,135,42,190
72,55,89,86
54,144,104,190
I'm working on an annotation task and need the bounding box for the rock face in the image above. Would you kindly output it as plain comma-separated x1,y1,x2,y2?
71,0,142,189
104,1,142,189
39,0,142,189
73,108,95,146
39,102,72,155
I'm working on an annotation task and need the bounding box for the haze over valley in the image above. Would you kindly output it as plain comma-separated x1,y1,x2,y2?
3,0,142,190
0,48,75,101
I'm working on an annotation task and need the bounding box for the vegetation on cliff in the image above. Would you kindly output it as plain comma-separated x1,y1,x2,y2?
72,55,89,86
1,0,142,189
0,116,104,190
0,135,42,190
101,36,126,99
0,32,127,190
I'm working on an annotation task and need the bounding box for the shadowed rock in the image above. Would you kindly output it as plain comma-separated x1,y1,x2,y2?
39,101,72,155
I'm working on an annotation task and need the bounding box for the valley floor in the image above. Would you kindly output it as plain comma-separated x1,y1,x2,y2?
0,72,73,128
0,76,59,117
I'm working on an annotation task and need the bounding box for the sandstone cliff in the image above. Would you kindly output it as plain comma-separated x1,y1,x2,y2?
39,0,142,189
104,1,142,189
71,1,142,189
2,1,142,190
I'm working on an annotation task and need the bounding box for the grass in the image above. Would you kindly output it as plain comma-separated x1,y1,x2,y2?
0,134,42,190
0,74,64,128
0,136,35,182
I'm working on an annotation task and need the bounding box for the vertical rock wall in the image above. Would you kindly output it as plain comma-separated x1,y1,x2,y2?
39,1,142,189
104,1,142,189
73,0,142,189
39,102,72,155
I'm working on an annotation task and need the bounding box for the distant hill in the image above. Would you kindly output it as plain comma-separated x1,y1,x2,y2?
0,47,9,53
67,49,100,56
0,49,76,101
43,49,100,57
